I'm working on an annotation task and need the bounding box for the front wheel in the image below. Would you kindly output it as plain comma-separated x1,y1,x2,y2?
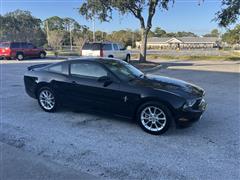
37,87,58,112
16,53,24,61
39,52,46,59
137,102,172,135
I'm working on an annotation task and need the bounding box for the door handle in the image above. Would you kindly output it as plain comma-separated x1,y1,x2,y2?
72,81,77,84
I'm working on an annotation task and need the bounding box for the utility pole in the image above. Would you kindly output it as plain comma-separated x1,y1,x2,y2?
69,22,73,51
92,16,95,41
46,20,50,46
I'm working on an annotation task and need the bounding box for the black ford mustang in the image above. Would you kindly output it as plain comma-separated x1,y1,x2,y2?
24,58,207,135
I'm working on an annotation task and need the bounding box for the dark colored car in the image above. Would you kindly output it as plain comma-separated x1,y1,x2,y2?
0,42,46,60
24,58,207,135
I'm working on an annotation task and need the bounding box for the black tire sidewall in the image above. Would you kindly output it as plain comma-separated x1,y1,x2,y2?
37,87,58,112
126,55,130,63
16,53,24,61
136,101,172,135
39,52,46,59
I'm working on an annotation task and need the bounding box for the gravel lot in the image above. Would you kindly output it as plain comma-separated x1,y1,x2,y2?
1,59,240,179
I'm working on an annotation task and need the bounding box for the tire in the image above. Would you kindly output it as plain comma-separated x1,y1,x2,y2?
125,54,130,63
4,57,11,60
39,52,46,59
37,87,58,112
16,53,24,61
136,101,172,135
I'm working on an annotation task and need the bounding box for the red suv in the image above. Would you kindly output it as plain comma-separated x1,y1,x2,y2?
0,42,46,60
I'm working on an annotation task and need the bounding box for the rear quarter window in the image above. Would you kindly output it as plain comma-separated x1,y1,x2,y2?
102,44,112,51
47,64,67,75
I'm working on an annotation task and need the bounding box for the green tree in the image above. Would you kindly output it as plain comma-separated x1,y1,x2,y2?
154,27,166,37
79,0,175,62
106,29,143,47
44,16,86,48
214,0,240,27
175,31,197,37
0,10,46,46
95,30,107,41
222,24,240,44
48,30,65,50
44,16,64,31
203,29,220,37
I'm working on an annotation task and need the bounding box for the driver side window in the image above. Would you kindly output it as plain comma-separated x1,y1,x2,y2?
70,62,108,79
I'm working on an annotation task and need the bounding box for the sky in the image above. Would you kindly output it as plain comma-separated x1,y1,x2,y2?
0,0,233,35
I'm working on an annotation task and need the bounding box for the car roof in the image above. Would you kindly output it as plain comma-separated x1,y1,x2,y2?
65,57,124,64
84,41,120,45
0,42,31,44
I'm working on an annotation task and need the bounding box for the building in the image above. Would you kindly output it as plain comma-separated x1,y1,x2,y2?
136,37,219,49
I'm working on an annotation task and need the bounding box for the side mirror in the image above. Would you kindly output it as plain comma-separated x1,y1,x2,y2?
98,76,110,82
98,76,113,87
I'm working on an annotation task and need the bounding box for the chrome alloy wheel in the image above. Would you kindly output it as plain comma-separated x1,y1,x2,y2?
140,106,167,132
39,90,55,110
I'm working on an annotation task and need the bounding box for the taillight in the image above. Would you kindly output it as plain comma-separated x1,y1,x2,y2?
100,48,103,57
5,48,10,50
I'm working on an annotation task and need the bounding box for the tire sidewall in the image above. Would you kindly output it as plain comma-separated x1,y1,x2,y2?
17,53,24,61
126,55,130,63
137,101,172,135
39,52,46,59
37,87,58,112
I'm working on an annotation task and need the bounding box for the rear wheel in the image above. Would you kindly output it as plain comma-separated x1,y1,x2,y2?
125,54,130,63
37,87,58,112
16,53,24,61
137,102,172,135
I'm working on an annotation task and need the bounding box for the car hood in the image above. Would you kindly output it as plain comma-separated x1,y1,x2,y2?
133,74,205,98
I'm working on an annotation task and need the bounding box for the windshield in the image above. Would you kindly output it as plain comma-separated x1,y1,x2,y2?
104,61,144,81
82,43,101,50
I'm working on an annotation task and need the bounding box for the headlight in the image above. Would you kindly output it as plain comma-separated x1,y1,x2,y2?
183,99,196,109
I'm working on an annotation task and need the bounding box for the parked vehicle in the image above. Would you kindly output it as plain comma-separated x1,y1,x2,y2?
24,58,207,135
0,42,46,60
81,42,131,62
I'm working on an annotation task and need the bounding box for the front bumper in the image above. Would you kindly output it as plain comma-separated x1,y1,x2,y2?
175,99,207,127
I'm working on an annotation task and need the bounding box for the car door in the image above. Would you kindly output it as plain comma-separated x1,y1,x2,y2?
67,61,124,112
28,43,39,57
113,43,120,59
118,44,126,60
21,42,32,57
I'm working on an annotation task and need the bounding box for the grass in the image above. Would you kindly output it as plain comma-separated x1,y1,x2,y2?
46,50,240,61
46,50,80,57
131,54,240,61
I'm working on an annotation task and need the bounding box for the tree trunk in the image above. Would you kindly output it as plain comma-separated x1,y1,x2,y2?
139,28,149,62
